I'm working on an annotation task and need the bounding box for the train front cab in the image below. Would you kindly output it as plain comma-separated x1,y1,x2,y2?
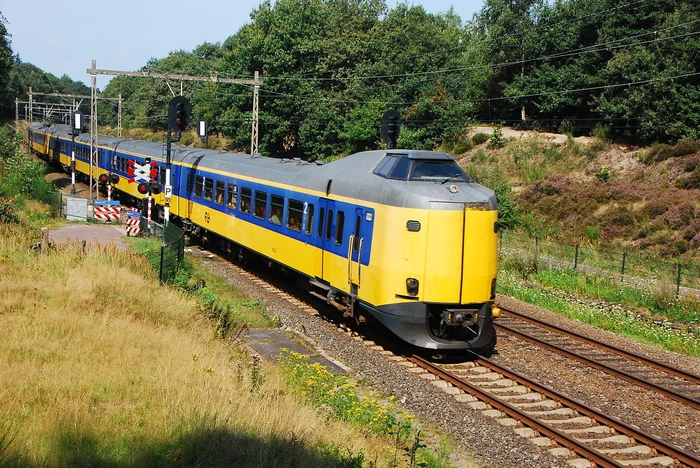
361,202,499,353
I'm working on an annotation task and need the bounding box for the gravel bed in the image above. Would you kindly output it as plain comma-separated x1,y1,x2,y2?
495,294,700,457
200,257,566,468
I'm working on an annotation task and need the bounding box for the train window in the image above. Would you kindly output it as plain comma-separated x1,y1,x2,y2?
254,191,267,219
240,187,251,214
287,199,303,232
388,157,410,180
204,178,214,201
326,209,333,241
215,180,225,205
335,211,345,246
318,207,325,238
194,176,204,198
226,183,237,209
305,204,315,236
373,155,398,177
270,195,284,225
409,160,471,182
353,215,361,251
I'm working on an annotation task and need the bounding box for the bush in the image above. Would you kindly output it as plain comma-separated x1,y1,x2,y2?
594,167,612,182
452,138,473,154
673,138,699,157
487,127,507,149
471,132,490,145
640,143,674,164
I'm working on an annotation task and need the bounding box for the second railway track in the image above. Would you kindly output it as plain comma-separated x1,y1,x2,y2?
495,307,700,410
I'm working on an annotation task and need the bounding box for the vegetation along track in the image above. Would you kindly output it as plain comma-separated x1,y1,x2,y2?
495,308,700,411
410,355,700,467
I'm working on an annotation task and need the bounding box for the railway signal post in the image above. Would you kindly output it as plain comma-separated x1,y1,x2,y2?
165,96,191,226
381,109,401,149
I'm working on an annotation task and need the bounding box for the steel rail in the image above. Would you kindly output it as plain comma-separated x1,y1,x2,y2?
413,354,700,467
501,307,700,384
410,355,626,468
496,308,700,410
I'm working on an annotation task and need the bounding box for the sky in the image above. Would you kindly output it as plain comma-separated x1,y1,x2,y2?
2,0,483,90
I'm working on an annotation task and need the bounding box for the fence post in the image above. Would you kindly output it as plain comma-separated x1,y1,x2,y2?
160,245,165,283
621,253,627,282
676,264,682,297
574,245,579,271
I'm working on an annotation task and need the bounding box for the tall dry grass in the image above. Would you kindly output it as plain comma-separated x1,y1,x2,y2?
0,231,387,467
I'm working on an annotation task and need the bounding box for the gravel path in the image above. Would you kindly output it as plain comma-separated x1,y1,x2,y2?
200,256,568,468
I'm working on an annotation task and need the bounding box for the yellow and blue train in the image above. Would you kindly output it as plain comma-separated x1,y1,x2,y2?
29,122,500,354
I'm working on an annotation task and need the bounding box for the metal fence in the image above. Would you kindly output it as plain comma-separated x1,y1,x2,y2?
499,230,700,296
158,222,185,284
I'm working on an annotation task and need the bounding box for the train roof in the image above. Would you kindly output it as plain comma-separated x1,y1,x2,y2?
32,122,495,209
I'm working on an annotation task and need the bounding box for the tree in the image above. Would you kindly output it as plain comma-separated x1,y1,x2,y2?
0,12,14,118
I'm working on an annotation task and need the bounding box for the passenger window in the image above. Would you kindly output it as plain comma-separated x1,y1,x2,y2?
254,191,267,219
305,203,315,235
215,180,225,205
204,178,213,201
318,207,325,238
240,187,251,214
335,211,345,246
287,199,303,232
270,195,284,225
194,176,203,198
227,183,237,209
326,209,333,240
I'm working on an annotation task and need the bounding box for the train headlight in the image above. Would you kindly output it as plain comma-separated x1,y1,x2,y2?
406,278,419,296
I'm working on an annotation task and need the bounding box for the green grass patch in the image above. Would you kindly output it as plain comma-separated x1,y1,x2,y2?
532,268,700,324
497,270,700,356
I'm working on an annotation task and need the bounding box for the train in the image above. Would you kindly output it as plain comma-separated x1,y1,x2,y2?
28,121,500,355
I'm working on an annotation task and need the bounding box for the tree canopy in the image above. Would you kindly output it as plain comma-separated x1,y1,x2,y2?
2,1,699,157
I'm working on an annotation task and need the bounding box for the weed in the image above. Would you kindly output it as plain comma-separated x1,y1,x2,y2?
487,127,507,149
471,132,489,145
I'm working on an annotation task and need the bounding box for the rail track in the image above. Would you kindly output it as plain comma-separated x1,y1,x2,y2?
409,354,700,467
495,307,700,411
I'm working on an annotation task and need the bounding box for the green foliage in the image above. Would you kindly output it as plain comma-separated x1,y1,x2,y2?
471,132,490,145
0,126,55,204
673,139,699,157
487,127,507,149
640,143,675,164
594,167,611,182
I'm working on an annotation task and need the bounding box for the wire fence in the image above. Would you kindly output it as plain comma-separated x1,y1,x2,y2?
499,230,700,296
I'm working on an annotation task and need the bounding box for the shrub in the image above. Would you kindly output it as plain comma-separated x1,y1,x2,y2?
471,132,489,145
673,138,699,157
452,138,473,154
594,167,612,182
487,127,507,149
640,143,674,164
584,225,601,241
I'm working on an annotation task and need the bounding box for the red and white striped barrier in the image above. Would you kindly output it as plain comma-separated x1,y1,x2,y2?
94,205,120,221
126,209,141,235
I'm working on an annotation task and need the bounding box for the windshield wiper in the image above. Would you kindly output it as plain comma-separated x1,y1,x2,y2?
440,173,464,184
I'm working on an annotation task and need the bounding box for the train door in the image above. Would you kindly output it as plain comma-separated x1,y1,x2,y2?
317,198,334,281
347,207,367,296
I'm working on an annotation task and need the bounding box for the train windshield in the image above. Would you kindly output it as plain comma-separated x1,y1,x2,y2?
374,155,472,182
409,160,471,182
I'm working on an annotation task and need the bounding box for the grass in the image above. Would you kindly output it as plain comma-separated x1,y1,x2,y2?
0,224,419,467
497,268,700,356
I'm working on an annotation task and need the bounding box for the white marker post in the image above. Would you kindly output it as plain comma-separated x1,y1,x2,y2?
71,111,83,195
164,167,172,226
